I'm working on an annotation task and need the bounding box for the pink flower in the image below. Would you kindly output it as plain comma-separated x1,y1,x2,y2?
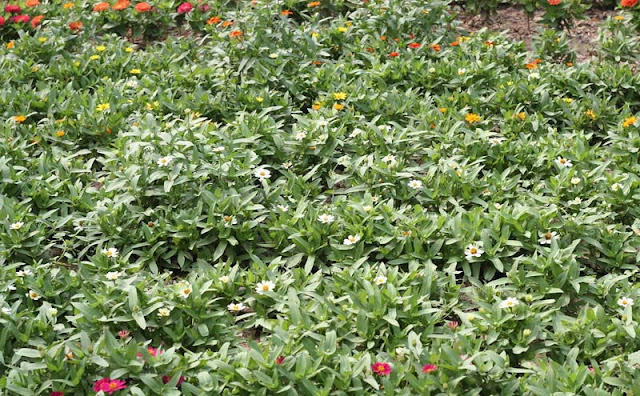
371,362,392,376
10,15,30,23
162,375,186,385
199,4,210,12
177,2,193,13
422,363,437,373
275,356,285,365
92,378,127,394
117,330,130,339
4,4,21,13
447,320,459,330
137,346,161,358
0,17,5,26
50,392,64,396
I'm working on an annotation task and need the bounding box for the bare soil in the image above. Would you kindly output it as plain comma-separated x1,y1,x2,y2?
455,5,617,62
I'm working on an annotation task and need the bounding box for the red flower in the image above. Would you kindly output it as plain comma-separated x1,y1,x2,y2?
112,0,130,11
135,2,152,12
621,0,638,6
547,0,561,5
10,15,30,23
117,330,130,338
50,392,64,396
388,52,399,57
30,15,44,28
92,378,127,394
371,362,391,376
422,363,437,373
408,43,421,49
177,2,193,13
162,375,186,385
275,356,285,365
4,4,21,13
0,17,4,26
69,21,83,31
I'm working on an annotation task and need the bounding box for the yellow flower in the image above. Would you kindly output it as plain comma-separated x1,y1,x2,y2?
562,98,573,103
585,109,596,120
7,41,14,49
125,47,134,53
311,31,319,37
96,45,106,52
337,27,348,33
38,37,47,43
507,81,513,86
74,61,81,67
256,97,264,102
614,15,625,21
465,113,481,124
31,66,39,72
96,103,110,112
513,112,526,121
130,69,141,74
312,102,322,110
90,55,100,61
145,102,155,111
333,92,347,100
56,130,65,137
333,103,344,110
345,21,352,27
63,2,74,8
623,116,637,128
439,107,447,113
13,115,26,123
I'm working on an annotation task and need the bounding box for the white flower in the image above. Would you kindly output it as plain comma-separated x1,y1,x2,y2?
408,179,423,189
458,68,466,76
157,156,173,167
528,72,540,80
178,283,192,298
102,247,118,258
611,183,623,192
374,276,387,285
343,235,361,245
568,197,582,206
555,157,573,168
571,177,581,185
269,53,279,59
277,204,289,212
16,269,32,277
488,137,505,146
499,297,520,309
428,67,436,73
371,196,378,203
106,271,122,281
318,213,335,224
219,275,230,283
28,290,41,300
6,284,16,291
49,308,58,316
382,154,396,164
10,222,24,230
282,161,292,169
349,129,362,138
254,168,271,180
538,231,559,245
157,307,171,317
618,297,634,307
363,205,372,212
213,146,225,153
493,203,503,209
2,307,11,315
317,119,329,127
464,242,484,260
256,281,276,294
126,80,138,88
228,302,246,312
295,132,307,141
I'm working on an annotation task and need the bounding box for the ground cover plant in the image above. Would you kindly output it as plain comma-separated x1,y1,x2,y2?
2,0,640,394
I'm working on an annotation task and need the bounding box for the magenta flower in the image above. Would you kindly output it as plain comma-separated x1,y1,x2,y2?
275,356,285,365
371,362,392,376
162,375,186,385
4,4,22,13
50,392,64,396
92,378,127,394
176,2,193,13
422,363,437,373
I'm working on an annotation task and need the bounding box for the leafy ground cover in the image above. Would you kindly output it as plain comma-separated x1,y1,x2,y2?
2,0,640,395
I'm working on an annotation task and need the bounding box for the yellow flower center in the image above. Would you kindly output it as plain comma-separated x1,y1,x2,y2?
262,285,270,291
470,247,477,254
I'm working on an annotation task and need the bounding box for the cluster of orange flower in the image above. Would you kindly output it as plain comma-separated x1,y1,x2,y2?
93,0,152,13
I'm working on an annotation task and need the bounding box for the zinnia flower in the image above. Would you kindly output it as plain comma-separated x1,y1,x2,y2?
50,392,64,396
547,0,561,5
371,362,392,376
408,42,421,49
92,378,127,394
112,0,130,10
388,52,400,57
555,156,573,168
135,2,152,12
93,2,110,11
102,247,118,258
26,0,40,6
621,0,638,7
11,15,30,23
10,222,24,230
343,235,361,245
30,15,43,28
538,231,559,245
4,4,21,13
317,213,335,224
499,297,520,309
465,113,481,124
177,2,193,13
464,242,484,260
69,21,83,31
227,302,246,312
623,116,637,128
275,356,285,365
407,179,422,189
229,30,243,38
308,1,320,6
117,330,130,338
157,156,172,166
618,297,634,307
374,276,387,285
256,281,276,294
162,376,186,385
422,363,437,373
254,168,271,180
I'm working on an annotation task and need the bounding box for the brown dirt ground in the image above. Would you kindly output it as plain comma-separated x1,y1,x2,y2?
456,5,617,62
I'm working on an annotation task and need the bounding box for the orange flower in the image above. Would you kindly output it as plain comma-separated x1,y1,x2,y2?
622,0,638,6
547,0,561,5
113,0,130,10
229,30,243,38
308,1,320,6
13,115,26,123
93,2,109,11
312,60,322,65
365,47,374,52
430,44,440,51
26,0,40,7
221,20,234,27
135,2,152,12
63,2,74,8
484,40,495,46
450,41,459,46
69,21,83,31
206,16,221,25
525,62,537,69
380,36,386,41
30,15,43,28
388,51,399,57
566,62,573,67
281,9,293,15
